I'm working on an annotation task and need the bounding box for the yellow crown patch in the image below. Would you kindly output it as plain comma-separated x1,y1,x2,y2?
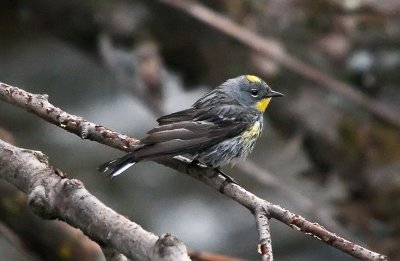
246,75,262,83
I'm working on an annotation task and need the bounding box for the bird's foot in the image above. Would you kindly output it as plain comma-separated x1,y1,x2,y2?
187,159,201,168
186,159,238,187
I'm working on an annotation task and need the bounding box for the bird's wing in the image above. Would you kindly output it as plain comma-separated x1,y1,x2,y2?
135,106,249,161
156,108,198,125
156,90,238,125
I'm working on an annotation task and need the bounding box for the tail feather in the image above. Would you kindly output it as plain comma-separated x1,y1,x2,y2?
98,153,136,179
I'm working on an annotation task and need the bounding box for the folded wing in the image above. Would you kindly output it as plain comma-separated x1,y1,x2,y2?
134,106,249,161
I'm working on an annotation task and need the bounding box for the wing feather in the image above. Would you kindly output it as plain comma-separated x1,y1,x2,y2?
156,108,198,125
135,105,255,161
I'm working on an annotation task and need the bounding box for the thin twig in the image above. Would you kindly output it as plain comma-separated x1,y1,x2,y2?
0,81,387,260
159,0,400,129
255,207,273,261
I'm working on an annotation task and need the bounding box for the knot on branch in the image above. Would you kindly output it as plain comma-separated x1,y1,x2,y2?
31,150,49,164
80,121,91,139
156,233,188,259
62,179,85,194
252,203,271,218
38,93,49,100
28,185,55,219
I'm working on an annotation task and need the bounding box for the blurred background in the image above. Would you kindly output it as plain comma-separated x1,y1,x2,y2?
0,0,399,260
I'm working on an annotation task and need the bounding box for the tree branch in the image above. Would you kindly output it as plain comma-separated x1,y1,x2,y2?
159,0,400,130
0,138,189,261
0,82,387,260
255,207,273,261
0,180,103,260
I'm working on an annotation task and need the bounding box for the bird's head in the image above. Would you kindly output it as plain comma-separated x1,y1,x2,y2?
222,75,283,112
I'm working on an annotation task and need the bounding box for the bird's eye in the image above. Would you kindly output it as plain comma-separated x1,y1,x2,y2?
251,89,259,97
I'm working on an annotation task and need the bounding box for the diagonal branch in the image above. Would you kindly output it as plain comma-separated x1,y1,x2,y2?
0,82,387,260
159,0,400,129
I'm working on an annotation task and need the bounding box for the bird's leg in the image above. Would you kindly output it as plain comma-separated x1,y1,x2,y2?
187,158,238,185
214,167,238,185
187,158,201,168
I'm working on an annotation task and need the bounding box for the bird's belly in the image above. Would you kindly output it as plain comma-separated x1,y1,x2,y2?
197,121,262,167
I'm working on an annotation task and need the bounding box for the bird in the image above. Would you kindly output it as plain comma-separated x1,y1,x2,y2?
98,75,283,181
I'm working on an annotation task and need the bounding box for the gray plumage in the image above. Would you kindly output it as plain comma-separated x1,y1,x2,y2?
99,75,283,178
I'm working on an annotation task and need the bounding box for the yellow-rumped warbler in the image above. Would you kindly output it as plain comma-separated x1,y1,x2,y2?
99,75,283,179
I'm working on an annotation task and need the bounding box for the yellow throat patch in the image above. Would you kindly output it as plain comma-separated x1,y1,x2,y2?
246,75,262,83
256,98,271,112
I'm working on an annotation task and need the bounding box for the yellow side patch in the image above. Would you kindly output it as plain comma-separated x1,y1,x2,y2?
242,121,262,139
256,98,271,112
246,75,262,83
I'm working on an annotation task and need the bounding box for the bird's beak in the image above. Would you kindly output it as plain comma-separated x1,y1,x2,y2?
266,90,284,98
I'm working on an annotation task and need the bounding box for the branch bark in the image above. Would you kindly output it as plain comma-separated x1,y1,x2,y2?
255,207,273,261
159,0,400,130
0,138,189,261
0,181,103,261
0,81,387,260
